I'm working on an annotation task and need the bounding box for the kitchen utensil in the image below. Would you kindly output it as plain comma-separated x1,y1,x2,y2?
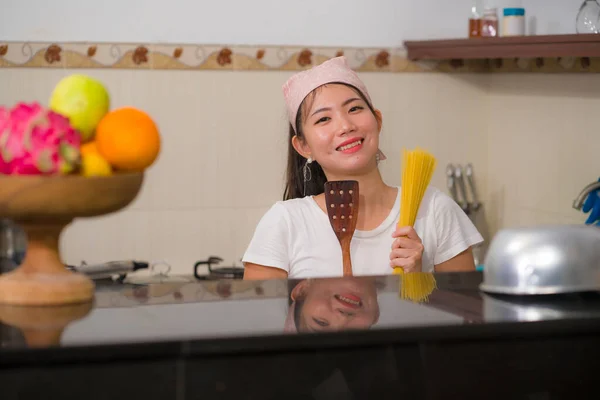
454,164,470,213
464,163,485,267
480,225,600,295
446,163,459,203
0,172,144,306
194,256,244,280
464,163,480,211
573,178,600,211
573,178,600,226
67,260,149,281
324,180,359,277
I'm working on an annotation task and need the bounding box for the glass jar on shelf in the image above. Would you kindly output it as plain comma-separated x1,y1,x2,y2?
576,0,600,33
502,8,526,36
469,5,481,38
481,7,499,37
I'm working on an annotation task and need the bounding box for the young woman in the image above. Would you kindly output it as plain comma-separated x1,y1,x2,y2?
243,56,483,280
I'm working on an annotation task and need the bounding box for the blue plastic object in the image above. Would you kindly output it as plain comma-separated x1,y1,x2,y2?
582,178,600,226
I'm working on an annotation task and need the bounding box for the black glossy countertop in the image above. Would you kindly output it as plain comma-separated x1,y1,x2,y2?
2,270,600,366
3,271,600,400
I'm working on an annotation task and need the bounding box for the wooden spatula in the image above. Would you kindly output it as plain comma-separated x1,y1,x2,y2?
324,180,359,276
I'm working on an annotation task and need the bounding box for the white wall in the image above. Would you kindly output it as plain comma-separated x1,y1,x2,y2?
0,0,578,47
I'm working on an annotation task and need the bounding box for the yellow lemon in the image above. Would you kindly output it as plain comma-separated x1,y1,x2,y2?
81,151,112,177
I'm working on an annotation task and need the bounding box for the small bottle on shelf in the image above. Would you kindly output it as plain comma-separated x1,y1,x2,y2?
469,5,481,38
481,7,499,37
502,7,526,36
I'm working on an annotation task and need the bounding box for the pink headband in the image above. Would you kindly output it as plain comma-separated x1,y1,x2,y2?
282,56,373,131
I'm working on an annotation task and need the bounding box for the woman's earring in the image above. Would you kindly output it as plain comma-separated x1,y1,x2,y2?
303,157,313,197
303,157,313,182
376,149,387,164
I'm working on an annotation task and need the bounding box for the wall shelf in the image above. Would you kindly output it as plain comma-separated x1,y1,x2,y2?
404,34,600,61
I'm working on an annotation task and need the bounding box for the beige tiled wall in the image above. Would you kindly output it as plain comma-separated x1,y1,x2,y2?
485,74,600,235
0,68,595,274
0,69,488,273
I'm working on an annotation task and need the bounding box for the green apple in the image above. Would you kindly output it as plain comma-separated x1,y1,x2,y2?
49,74,110,142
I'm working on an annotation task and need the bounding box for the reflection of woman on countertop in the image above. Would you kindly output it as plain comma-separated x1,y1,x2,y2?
243,57,483,280
284,277,382,333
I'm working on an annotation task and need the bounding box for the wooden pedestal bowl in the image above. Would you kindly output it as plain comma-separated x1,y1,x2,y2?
0,172,144,306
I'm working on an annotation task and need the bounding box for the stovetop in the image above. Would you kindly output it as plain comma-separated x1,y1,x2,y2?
61,255,245,284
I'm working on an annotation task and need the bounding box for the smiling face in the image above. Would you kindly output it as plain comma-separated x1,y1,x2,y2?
292,83,382,178
291,277,380,332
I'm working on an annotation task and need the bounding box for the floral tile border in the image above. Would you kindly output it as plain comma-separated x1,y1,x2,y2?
1,42,599,73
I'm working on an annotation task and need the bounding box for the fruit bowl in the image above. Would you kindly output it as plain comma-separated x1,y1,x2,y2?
0,172,144,306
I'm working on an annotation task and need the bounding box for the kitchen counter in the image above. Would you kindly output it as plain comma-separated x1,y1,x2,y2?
1,271,600,399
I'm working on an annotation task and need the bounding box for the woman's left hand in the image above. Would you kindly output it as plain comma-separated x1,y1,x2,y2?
390,226,424,273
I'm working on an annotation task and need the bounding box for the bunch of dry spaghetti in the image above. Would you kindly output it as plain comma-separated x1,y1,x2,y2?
394,147,438,303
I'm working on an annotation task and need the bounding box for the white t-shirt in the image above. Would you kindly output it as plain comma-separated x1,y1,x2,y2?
242,186,483,279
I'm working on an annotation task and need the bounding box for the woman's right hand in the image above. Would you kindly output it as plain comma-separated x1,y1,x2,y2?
389,226,424,273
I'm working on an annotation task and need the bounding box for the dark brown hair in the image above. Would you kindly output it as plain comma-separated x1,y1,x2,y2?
282,82,378,200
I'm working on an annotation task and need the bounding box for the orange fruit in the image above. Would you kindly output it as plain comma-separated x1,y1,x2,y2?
95,107,161,171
